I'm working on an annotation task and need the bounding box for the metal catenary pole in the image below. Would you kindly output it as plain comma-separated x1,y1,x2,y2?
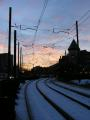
14,30,17,79
76,20,80,80
76,20,79,47
20,47,22,69
18,42,20,72
8,7,12,79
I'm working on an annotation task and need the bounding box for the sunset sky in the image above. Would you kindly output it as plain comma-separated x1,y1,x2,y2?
0,0,90,69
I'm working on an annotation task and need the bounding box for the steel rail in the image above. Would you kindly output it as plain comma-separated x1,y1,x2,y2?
45,80,90,110
36,80,74,120
24,81,33,120
51,80,90,98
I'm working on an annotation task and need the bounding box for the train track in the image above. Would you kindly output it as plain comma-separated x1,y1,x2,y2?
27,80,74,120
16,79,90,120
36,80,74,120
24,81,33,120
51,80,90,98
36,79,90,120
45,80,90,110
24,80,74,120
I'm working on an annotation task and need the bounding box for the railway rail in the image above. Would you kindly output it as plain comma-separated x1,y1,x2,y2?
36,80,74,120
51,80,90,98
37,79,90,120
45,80,90,110
24,81,32,120
15,78,90,120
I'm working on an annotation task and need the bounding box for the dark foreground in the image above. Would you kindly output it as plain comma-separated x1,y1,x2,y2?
0,79,19,120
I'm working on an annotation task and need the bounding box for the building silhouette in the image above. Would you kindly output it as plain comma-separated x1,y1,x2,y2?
57,39,90,80
0,53,13,79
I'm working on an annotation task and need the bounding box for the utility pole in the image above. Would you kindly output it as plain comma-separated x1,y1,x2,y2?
22,54,23,67
14,30,17,79
20,47,22,69
8,7,12,79
76,20,80,81
65,50,66,56
18,42,20,70
76,20,79,48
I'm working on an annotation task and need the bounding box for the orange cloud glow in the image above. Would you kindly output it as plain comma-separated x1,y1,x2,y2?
0,44,7,53
0,31,7,40
22,45,63,69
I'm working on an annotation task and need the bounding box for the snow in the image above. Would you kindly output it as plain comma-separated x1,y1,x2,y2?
15,78,90,120
47,80,90,107
71,79,90,85
52,79,90,96
15,79,65,120
37,79,90,120
26,80,65,120
15,81,30,120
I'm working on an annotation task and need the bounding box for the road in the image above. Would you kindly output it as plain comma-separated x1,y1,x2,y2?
15,78,90,120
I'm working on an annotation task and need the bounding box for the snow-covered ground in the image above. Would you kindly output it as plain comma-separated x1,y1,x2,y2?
71,79,90,85
15,79,65,120
26,80,65,120
15,78,90,120
37,79,90,120
15,82,30,120
52,79,90,96
46,80,90,108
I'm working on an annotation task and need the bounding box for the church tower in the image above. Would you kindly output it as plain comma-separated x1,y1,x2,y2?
68,39,80,56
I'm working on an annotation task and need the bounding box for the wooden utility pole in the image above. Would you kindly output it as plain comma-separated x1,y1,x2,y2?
8,7,12,79
14,30,17,79
76,20,79,47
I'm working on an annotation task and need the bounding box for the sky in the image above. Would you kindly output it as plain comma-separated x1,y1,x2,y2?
0,0,90,69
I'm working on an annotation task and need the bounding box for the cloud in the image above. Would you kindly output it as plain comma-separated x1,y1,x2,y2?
0,31,8,41
23,52,59,69
0,43,7,53
22,43,63,69
79,34,90,42
0,44,4,48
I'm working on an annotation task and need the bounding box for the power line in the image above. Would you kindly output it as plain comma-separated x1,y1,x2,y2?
33,0,49,44
32,0,49,67
78,10,90,22
79,15,90,26
43,9,90,50
11,7,90,60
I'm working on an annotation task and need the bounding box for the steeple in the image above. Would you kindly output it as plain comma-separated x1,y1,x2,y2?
68,39,80,51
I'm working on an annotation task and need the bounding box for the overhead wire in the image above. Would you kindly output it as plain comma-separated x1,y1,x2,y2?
48,10,90,51
11,6,90,66
33,0,49,44
60,9,90,45
78,10,90,23
32,0,49,67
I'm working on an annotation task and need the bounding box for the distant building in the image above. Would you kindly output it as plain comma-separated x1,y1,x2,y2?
43,39,90,79
67,39,80,64
0,53,13,76
68,39,80,55
58,39,90,79
67,39,90,65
